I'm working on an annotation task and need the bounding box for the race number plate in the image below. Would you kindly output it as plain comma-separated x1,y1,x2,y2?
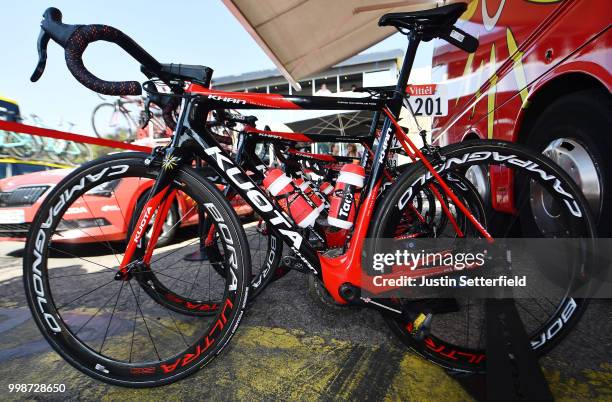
0,209,25,224
406,84,448,117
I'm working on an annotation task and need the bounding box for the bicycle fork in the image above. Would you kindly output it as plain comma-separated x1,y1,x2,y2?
116,146,182,279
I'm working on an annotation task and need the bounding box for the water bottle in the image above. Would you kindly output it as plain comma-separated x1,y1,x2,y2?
327,164,365,229
263,168,322,227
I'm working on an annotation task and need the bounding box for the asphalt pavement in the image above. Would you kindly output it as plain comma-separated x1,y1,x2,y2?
0,228,610,401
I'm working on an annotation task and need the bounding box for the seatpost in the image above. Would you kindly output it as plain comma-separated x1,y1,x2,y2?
359,110,380,167
362,31,422,195
390,30,421,115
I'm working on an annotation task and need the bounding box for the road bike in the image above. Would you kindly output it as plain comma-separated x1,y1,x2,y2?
0,115,90,163
92,94,169,141
24,3,596,386
0,130,38,158
29,114,92,163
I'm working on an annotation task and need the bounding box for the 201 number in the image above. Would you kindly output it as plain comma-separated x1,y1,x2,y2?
413,98,442,116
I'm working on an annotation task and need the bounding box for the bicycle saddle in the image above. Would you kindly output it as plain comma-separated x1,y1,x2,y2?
379,3,467,39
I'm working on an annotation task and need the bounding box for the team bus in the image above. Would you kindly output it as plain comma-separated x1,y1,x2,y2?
0,96,20,122
431,0,611,234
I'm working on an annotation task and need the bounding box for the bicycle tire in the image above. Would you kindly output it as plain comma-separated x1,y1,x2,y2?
23,152,251,386
369,140,596,373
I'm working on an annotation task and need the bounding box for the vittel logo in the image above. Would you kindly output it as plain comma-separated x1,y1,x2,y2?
407,84,436,96
208,95,247,105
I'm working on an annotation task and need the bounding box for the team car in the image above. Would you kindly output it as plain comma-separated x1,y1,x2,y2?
0,164,253,244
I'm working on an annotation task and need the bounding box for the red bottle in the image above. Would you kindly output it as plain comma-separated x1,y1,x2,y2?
318,181,334,199
263,168,322,227
327,164,365,229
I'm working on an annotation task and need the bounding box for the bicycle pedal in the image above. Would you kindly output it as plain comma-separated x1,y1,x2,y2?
409,313,432,341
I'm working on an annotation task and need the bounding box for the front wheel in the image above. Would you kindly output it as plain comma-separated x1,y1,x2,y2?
23,152,251,386
370,140,596,373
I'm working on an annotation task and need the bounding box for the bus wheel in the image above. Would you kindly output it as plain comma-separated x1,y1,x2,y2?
526,89,612,235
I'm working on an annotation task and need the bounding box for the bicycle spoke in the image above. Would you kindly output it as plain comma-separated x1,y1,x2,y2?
99,281,125,354
162,203,196,237
132,269,207,290
187,263,203,299
168,264,190,292
49,270,112,280
127,281,161,361
54,220,121,257
48,246,115,272
466,298,470,347
74,285,122,336
128,283,139,364
149,250,207,274
56,279,116,310
515,300,545,326
146,309,192,343
79,195,122,266
151,238,200,264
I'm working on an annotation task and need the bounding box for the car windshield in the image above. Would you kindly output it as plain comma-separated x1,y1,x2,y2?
11,163,48,176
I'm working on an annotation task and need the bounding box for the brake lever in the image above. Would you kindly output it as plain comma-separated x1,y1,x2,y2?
141,98,152,128
30,30,50,82
31,8,79,82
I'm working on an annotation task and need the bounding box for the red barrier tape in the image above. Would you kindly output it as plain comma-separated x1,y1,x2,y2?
0,120,152,152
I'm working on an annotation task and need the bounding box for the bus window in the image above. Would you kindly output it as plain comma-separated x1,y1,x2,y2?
0,99,21,122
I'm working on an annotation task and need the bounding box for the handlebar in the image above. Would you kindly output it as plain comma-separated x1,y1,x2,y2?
31,7,163,96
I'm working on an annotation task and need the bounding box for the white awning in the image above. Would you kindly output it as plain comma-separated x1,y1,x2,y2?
222,0,447,89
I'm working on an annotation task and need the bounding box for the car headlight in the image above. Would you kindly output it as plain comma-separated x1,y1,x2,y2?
87,179,121,197
57,217,111,231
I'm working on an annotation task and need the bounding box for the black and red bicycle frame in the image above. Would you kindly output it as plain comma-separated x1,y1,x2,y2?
119,31,491,307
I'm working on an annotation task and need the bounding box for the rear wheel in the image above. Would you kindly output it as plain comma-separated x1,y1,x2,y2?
134,214,282,315
23,152,251,386
370,140,596,373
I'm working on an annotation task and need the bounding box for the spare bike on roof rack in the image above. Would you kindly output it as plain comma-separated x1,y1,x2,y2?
24,3,596,387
